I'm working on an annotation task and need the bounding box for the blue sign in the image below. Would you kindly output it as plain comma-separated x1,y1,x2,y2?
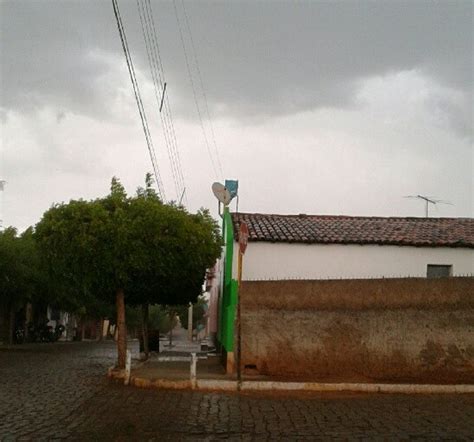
225,180,239,200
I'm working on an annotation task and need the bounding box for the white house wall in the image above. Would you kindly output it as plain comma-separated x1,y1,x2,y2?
233,242,474,280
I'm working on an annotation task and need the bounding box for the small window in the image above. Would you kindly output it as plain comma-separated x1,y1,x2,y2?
427,264,452,278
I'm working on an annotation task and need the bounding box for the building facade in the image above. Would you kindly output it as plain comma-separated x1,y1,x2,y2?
216,212,474,377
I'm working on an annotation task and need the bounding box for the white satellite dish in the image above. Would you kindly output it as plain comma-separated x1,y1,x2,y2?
212,182,232,205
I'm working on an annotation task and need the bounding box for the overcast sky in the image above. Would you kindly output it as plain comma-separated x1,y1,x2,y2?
1,0,472,231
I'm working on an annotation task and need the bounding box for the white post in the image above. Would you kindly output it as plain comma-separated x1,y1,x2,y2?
124,349,131,385
188,302,193,341
190,352,197,389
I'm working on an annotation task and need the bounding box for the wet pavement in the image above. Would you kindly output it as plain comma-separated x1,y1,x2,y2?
1,341,473,440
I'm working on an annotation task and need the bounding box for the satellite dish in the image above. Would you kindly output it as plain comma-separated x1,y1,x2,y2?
212,182,232,205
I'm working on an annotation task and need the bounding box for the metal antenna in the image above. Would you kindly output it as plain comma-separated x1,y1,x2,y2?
404,194,453,217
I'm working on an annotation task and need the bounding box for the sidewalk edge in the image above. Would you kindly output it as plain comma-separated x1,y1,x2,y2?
127,376,474,394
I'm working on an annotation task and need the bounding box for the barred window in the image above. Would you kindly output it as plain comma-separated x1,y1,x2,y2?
427,264,452,278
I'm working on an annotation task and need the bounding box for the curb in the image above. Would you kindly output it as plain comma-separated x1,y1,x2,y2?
133,377,192,390
240,381,474,394
127,375,474,394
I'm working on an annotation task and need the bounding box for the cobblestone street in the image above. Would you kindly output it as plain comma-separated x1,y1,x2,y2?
1,341,473,441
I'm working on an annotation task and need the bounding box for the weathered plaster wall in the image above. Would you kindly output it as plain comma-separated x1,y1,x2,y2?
240,278,474,383
207,261,222,336
233,242,474,280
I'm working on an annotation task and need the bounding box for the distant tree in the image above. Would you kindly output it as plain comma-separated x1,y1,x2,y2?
0,227,43,343
130,304,177,336
178,296,208,332
148,305,176,334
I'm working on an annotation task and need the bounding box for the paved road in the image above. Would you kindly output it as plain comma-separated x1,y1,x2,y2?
0,341,473,441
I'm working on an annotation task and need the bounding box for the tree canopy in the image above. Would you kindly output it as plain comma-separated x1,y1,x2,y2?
36,176,221,306
0,227,44,311
178,295,208,331
34,175,222,366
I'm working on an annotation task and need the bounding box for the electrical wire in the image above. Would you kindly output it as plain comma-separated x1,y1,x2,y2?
112,0,166,201
144,0,186,199
172,0,220,180
138,0,187,205
145,0,187,199
137,0,181,199
180,0,224,179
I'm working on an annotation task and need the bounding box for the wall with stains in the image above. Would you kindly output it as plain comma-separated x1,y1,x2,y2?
240,277,474,383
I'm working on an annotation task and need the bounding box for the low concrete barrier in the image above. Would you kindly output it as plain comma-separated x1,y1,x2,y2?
126,374,474,394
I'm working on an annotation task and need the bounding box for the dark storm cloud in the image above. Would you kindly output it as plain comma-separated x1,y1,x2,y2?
0,1,120,118
1,1,472,126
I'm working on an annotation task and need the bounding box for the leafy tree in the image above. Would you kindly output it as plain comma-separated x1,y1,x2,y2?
36,180,135,366
126,175,221,356
148,305,176,334
0,227,44,343
35,176,222,367
178,296,208,332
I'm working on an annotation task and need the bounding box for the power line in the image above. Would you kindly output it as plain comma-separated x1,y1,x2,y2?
138,0,187,204
144,0,186,199
180,0,224,179
146,0,187,202
172,0,220,180
136,0,180,199
112,0,166,201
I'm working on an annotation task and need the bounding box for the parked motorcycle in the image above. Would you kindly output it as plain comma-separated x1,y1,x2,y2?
14,327,25,344
25,322,65,343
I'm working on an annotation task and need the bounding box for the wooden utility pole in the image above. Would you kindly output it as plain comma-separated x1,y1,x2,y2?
236,250,243,385
236,222,249,389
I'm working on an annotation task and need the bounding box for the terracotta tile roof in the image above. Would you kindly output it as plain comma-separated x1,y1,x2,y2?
231,213,474,248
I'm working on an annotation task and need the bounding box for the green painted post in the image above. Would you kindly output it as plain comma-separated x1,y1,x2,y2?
218,208,239,354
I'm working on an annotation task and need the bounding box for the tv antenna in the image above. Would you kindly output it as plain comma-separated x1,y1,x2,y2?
404,194,453,217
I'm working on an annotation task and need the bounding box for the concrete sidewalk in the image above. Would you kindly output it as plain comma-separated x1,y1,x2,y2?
127,354,474,394
159,325,202,354
128,356,474,394
112,326,474,394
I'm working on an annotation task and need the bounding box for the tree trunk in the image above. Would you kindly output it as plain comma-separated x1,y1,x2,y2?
24,303,32,341
116,289,127,369
8,306,15,345
97,318,104,341
141,304,149,359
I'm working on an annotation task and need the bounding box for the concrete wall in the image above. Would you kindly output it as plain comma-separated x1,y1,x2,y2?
240,277,474,383
207,261,222,336
233,242,474,280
